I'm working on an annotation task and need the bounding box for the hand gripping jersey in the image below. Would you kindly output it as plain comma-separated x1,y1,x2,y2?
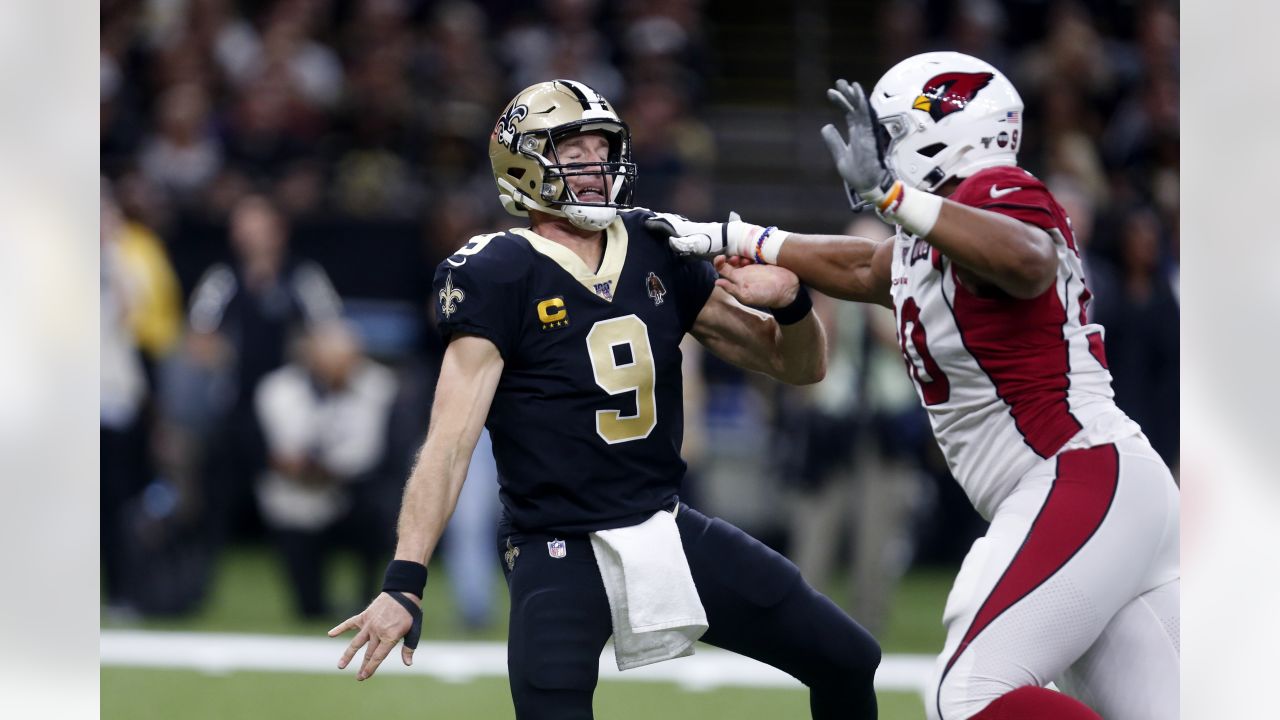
432,209,717,534
889,166,1141,518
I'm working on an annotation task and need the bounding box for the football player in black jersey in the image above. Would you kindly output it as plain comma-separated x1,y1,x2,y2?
330,80,881,719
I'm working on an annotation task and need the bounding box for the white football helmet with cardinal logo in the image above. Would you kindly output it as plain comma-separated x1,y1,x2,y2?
869,51,1024,192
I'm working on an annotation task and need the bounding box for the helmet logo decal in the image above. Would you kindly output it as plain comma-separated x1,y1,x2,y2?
912,72,994,122
494,103,529,151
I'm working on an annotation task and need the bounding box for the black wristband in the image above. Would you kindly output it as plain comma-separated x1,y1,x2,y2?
769,284,813,326
382,560,428,597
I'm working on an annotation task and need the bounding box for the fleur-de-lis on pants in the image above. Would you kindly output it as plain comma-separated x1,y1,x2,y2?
439,271,465,319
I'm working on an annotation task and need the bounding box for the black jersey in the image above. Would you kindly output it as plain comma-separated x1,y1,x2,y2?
432,209,717,534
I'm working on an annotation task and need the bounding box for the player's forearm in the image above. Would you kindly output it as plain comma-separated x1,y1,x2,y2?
390,335,503,568
922,201,1056,298
776,235,892,307
391,428,472,567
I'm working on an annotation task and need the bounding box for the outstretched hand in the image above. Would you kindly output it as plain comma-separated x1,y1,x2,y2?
713,255,800,309
328,591,421,681
650,210,762,259
819,79,893,207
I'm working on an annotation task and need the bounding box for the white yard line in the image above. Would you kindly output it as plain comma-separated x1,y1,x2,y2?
100,630,935,697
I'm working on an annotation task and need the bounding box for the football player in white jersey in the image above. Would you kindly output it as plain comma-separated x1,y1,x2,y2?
653,52,1179,720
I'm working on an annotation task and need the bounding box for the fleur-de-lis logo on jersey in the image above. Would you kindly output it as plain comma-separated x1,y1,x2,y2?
439,271,465,319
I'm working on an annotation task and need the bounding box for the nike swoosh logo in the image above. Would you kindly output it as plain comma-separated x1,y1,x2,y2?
447,257,467,267
989,185,1022,198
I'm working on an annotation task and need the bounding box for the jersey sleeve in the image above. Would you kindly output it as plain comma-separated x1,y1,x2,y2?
671,257,718,333
949,167,1060,232
431,238,524,358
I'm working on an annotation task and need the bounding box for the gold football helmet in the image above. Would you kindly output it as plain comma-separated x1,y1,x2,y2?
489,79,636,231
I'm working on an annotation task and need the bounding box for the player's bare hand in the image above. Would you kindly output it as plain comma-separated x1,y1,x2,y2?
328,591,422,681
713,255,800,308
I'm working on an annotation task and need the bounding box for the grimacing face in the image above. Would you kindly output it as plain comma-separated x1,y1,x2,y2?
553,131,613,204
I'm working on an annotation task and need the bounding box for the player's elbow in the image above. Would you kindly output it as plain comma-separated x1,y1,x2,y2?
803,351,828,385
774,347,826,385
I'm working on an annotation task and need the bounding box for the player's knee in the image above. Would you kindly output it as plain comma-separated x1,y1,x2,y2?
839,622,882,681
796,586,881,686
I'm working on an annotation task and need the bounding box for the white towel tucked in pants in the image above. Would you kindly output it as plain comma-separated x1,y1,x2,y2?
589,508,708,670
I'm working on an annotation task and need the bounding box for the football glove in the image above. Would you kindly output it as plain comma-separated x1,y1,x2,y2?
820,79,897,212
646,211,761,259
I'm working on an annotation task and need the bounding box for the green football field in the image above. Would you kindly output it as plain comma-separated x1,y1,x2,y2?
100,669,928,719
102,546,952,719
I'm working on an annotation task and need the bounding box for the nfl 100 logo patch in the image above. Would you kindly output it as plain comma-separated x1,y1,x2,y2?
547,539,567,559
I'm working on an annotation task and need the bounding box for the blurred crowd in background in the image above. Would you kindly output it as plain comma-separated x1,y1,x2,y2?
100,0,1179,633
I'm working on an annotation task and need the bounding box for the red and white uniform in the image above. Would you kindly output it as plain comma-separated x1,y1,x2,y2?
889,166,1180,720
890,165,1139,518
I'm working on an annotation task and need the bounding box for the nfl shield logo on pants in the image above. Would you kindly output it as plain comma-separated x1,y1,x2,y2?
547,539,567,559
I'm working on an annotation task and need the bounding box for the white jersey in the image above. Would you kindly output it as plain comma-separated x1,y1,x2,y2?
889,166,1140,518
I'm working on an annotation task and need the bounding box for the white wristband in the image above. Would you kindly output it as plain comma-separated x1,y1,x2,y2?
879,182,942,237
726,221,791,264
753,226,791,264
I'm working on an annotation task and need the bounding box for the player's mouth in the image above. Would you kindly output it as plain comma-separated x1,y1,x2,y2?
575,185,606,202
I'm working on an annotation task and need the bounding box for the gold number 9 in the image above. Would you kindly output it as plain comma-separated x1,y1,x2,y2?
586,315,657,444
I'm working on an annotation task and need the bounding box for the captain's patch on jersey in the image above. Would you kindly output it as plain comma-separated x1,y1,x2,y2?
439,271,465,319
536,296,569,330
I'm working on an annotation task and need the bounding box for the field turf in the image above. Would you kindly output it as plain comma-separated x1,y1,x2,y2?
102,545,952,719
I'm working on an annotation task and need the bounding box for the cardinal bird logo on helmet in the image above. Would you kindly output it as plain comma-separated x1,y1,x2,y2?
912,72,994,122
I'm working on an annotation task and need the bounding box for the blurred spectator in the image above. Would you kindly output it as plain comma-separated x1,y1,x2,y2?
189,0,265,88
110,181,185,364
225,65,320,178
619,0,712,89
624,79,715,211
500,0,624,101
945,0,1009,70
187,194,343,545
419,1,504,141
254,320,399,618
1092,206,1180,469
876,0,926,71
256,0,344,110
139,82,224,202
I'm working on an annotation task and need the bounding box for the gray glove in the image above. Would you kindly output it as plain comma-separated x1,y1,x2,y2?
819,79,896,211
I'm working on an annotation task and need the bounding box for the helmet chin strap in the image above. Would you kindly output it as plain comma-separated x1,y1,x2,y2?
564,203,617,231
